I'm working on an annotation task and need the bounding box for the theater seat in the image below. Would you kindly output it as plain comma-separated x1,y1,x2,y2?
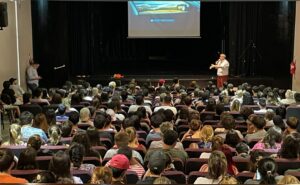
275,158,300,175
100,138,113,149
11,169,42,182
286,106,300,120
187,171,208,184
83,156,101,166
185,158,208,174
236,171,255,183
162,170,186,184
182,138,201,149
71,169,91,183
126,170,139,184
173,158,185,172
232,156,250,172
91,146,107,159
185,148,212,158
36,155,52,170
0,145,26,158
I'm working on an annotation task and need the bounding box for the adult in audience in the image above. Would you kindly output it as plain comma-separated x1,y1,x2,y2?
90,166,112,184
264,109,275,127
254,98,267,114
1,124,24,146
194,151,228,184
235,142,250,158
146,113,164,145
32,171,56,183
86,126,102,147
224,130,241,148
79,107,93,125
49,150,83,184
34,113,49,133
60,121,73,137
93,114,113,143
56,104,69,122
272,115,286,133
0,148,28,183
252,127,282,152
284,117,299,136
68,111,85,136
154,94,177,115
108,154,130,184
27,134,52,156
181,119,202,141
200,135,224,159
128,95,152,116
72,132,100,158
216,114,243,139
280,132,300,159
280,89,296,105
209,53,230,89
16,147,38,170
30,88,50,105
47,125,62,145
21,113,48,143
126,127,146,154
2,80,17,105
245,115,266,143
9,77,25,99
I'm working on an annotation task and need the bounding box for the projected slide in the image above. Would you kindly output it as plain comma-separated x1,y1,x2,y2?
128,1,200,38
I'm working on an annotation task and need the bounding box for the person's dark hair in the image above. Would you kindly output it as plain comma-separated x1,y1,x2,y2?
136,106,147,119
27,134,42,151
236,142,250,154
239,106,254,120
224,130,241,148
69,143,85,168
60,121,73,137
163,109,174,122
178,107,189,120
163,130,178,146
216,103,225,115
262,128,282,149
121,90,128,102
114,132,130,148
49,150,72,179
23,92,32,104
264,110,275,121
110,167,126,179
286,117,299,129
72,132,92,156
151,114,164,128
45,109,56,126
184,96,193,106
117,147,133,160
93,114,106,129
280,133,300,159
205,98,216,111
129,115,141,131
17,147,37,170
272,115,286,131
212,135,224,151
19,111,34,126
71,93,82,105
51,93,62,104
257,157,277,184
221,115,236,130
173,78,179,84
163,94,172,104
68,111,80,125
33,113,49,132
252,115,266,129
135,95,144,105
208,151,227,179
249,150,268,172
87,126,101,146
189,119,201,131
33,88,42,98
32,171,56,183
0,148,15,172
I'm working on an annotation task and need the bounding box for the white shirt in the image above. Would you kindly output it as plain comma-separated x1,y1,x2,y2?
26,66,39,85
216,59,229,76
154,105,177,115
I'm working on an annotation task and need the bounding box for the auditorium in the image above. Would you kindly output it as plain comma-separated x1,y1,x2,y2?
0,0,300,184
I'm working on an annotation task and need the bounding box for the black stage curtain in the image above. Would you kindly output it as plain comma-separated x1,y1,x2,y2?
31,1,295,88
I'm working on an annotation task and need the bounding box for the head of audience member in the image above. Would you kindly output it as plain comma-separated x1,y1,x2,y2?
23,92,32,104
90,167,112,184
17,147,37,170
207,150,227,180
19,111,33,126
224,130,241,148
48,125,62,145
45,109,56,126
252,115,266,131
57,104,66,116
236,142,250,157
264,109,275,122
178,107,189,120
230,99,241,112
189,119,201,132
108,154,129,183
114,132,130,148
219,175,239,184
163,130,178,149
0,148,16,173
148,150,167,176
262,127,282,149
27,134,43,151
211,135,225,151
277,175,300,184
258,98,267,109
162,94,172,106
188,111,200,122
33,88,43,99
153,176,172,184
80,107,91,123
125,127,138,146
221,115,236,131
49,150,73,182
72,132,92,156
163,109,174,122
151,113,164,131
216,103,225,115
239,106,254,120
272,115,286,133
8,124,22,145
199,125,214,143
32,171,56,183
135,95,144,106
280,132,300,159
60,121,73,137
69,143,85,169
68,111,80,126
87,126,101,146
33,113,49,132
51,93,62,104
205,98,216,112
286,117,299,134
294,92,300,103
184,96,193,107
249,150,268,172
257,157,277,184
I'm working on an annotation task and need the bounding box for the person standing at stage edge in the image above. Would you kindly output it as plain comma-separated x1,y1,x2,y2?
26,58,42,92
209,53,230,89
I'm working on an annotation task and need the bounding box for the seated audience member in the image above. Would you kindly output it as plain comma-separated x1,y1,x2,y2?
128,95,152,116
252,127,282,153
284,117,299,136
175,107,189,125
216,115,243,139
72,132,100,158
69,143,96,176
194,151,228,184
254,98,267,114
235,142,250,158
30,88,50,105
146,113,164,145
56,104,69,123
9,78,24,100
224,130,241,148
291,92,300,105
2,80,17,105
27,134,52,156
60,121,73,137
230,99,241,112
49,150,83,184
0,148,28,183
280,89,296,105
245,115,266,143
17,147,38,170
22,92,32,105
200,135,224,159
145,130,188,163
137,150,167,184
153,176,172,184
21,113,48,143
90,166,113,184
245,157,281,184
79,107,93,125
181,119,202,141
197,125,214,149
1,93,20,118
277,175,300,184
219,176,239,184
47,125,62,145
103,132,144,165
154,94,177,116
32,171,56,183
1,124,24,146
35,113,49,133
238,106,254,121
45,109,56,126
126,127,146,154
280,132,300,159
87,126,102,147
108,154,130,184
93,114,113,142
272,115,286,133
68,111,85,136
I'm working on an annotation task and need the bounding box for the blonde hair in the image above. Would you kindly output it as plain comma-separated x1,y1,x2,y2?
80,108,91,122
277,175,300,184
199,125,214,142
9,124,22,145
153,176,172,184
48,125,62,145
219,175,239,184
90,167,112,184
189,119,201,131
125,127,137,143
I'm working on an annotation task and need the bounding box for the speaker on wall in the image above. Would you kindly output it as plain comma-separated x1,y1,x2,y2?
0,2,8,29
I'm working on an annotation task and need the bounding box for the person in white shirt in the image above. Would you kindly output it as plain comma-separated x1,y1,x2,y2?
153,94,177,116
209,53,230,89
26,59,42,92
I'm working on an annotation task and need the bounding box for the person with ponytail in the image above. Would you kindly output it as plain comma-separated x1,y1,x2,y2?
245,157,281,184
47,125,62,145
69,143,96,176
1,124,24,146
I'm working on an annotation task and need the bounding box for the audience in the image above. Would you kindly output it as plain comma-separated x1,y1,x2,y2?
245,115,266,143
90,167,112,184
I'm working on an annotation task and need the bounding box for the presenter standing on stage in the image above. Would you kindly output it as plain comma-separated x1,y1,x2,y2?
26,58,42,92
209,53,229,88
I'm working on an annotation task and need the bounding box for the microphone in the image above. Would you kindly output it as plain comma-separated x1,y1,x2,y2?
54,65,66,70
